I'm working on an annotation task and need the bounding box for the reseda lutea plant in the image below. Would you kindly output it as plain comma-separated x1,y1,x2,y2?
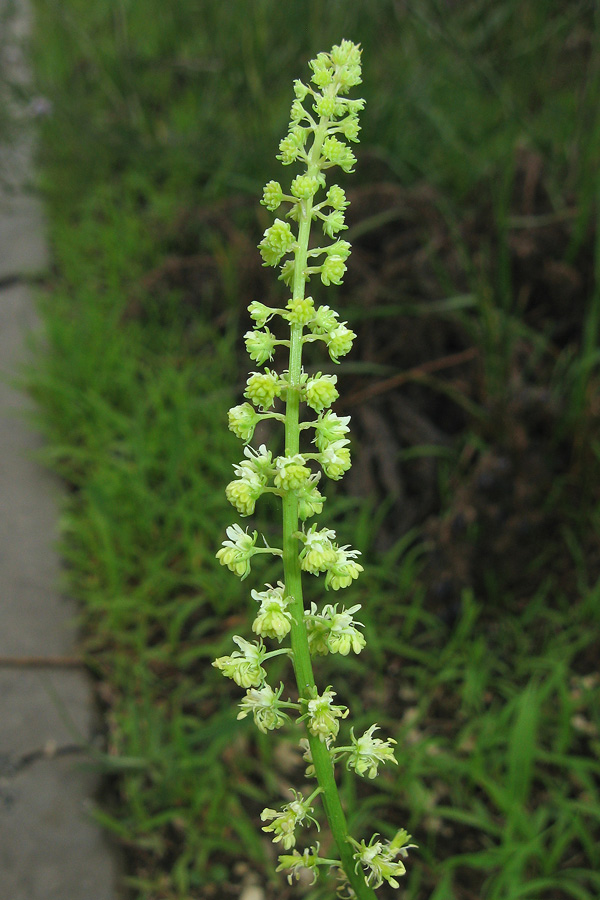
214,41,415,898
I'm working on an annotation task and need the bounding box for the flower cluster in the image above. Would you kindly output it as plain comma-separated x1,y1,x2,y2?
261,789,321,850
305,602,366,656
299,525,364,590
251,582,292,640
339,725,398,779
304,688,349,743
237,682,294,734
349,831,417,890
212,635,267,688
214,40,415,897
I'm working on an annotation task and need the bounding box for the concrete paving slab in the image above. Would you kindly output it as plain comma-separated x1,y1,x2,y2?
0,191,48,280
0,282,77,656
0,756,118,900
0,670,94,759
0,2,124,897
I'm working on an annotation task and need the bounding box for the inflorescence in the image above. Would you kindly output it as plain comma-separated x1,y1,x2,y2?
213,40,415,897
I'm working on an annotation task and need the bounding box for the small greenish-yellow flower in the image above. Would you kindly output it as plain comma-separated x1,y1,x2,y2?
237,682,291,733
261,180,284,212
324,545,364,591
314,93,336,118
321,209,347,237
228,402,261,443
261,789,320,850
216,524,258,579
274,455,312,492
349,831,416,890
289,99,306,125
244,328,278,364
279,257,296,286
322,136,356,173
248,300,276,327
326,185,348,211
304,602,331,656
291,174,320,200
313,410,351,452
293,79,309,101
276,844,321,886
212,635,266,688
326,323,356,362
320,254,347,286
305,373,339,412
252,582,292,641
320,439,351,480
337,115,361,142
309,52,334,88
259,219,296,266
344,725,397,778
225,475,263,516
277,127,307,165
286,295,315,326
325,603,365,655
305,603,365,656
296,480,325,520
309,304,339,335
330,39,363,91
245,370,280,410
299,525,338,574
329,239,352,260
305,688,348,742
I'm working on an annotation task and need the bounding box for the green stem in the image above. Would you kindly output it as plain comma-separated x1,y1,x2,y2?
281,116,377,900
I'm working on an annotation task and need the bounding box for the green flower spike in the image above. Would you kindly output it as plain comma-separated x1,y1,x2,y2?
216,40,415,899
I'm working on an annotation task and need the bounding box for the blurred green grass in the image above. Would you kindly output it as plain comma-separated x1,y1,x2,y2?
23,1,600,898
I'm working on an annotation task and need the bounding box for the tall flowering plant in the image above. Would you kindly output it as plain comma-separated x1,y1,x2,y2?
214,41,415,898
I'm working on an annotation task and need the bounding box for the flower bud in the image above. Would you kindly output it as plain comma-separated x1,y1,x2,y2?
314,93,336,118
326,323,355,362
244,328,278,364
305,373,339,412
321,209,346,237
245,370,280,410
248,300,275,327
261,180,284,212
225,476,263,517
286,295,315,326
326,185,348,211
274,455,312,492
228,402,261,443
296,481,325,520
313,410,351,451
259,219,296,266
309,304,339,335
320,440,351,480
291,174,320,200
277,127,307,165
293,79,309,101
322,136,357,172
320,254,347,286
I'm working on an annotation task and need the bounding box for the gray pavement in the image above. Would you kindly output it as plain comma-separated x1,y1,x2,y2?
1,2,122,898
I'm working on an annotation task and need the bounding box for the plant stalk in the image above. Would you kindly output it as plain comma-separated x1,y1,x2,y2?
281,118,377,900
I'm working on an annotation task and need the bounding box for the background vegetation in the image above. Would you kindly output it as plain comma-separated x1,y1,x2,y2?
22,1,600,898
